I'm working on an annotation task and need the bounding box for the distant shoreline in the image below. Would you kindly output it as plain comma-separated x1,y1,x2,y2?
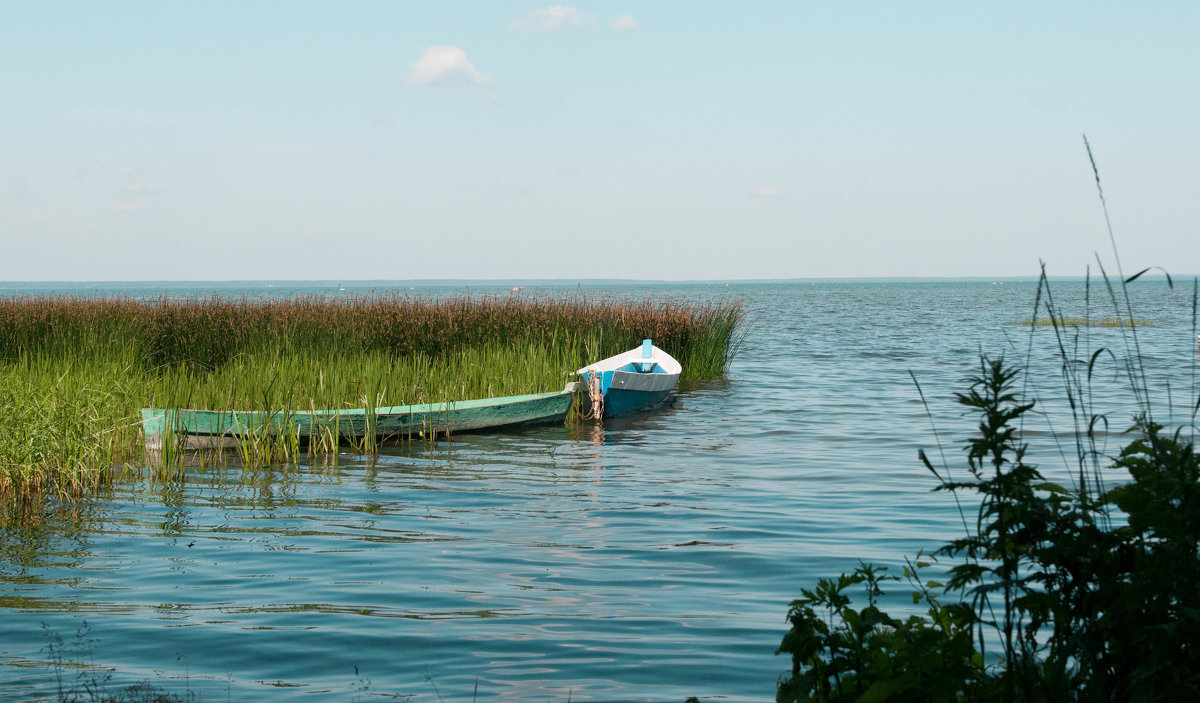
0,275,1185,289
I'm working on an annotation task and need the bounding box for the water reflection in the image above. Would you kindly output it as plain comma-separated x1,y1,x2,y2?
0,501,102,611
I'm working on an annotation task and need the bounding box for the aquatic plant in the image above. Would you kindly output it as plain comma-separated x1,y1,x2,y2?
0,351,142,499
0,293,744,378
0,293,745,502
36,619,590,701
42,621,196,702
1014,315,1153,327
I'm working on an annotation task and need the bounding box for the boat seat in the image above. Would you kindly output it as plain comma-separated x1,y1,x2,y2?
633,341,659,371
633,357,659,371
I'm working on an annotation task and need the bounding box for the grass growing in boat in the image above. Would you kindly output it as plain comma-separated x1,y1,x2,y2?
0,293,745,502
151,340,586,412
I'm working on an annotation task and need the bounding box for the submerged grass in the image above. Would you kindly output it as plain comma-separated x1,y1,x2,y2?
1014,315,1153,327
0,293,745,502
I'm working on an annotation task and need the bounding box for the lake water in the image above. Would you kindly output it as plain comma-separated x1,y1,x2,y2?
1,279,1196,702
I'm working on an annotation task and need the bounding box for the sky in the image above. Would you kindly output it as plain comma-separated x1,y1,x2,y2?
1,1,1196,281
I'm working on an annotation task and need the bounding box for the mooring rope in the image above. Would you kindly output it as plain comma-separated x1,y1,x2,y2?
580,371,604,420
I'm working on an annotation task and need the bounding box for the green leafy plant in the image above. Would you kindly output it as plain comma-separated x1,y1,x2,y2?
777,560,982,703
777,137,1199,703
777,351,1200,702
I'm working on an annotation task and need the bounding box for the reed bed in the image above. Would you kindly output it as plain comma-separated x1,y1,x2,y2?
0,293,742,374
0,293,745,502
1015,315,1153,327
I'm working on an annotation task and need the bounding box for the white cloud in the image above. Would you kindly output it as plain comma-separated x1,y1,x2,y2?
406,45,492,85
112,199,151,214
510,5,588,32
121,181,164,194
114,166,163,214
755,186,781,197
610,14,639,32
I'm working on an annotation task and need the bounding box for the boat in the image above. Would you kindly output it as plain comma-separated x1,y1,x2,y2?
576,339,682,418
142,382,579,450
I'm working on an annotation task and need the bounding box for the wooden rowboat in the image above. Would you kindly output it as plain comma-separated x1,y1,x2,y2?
142,382,579,450
576,339,681,418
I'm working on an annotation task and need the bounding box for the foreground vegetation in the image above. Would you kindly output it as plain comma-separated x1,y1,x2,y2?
777,141,1198,702
777,359,1199,701
0,293,745,501
777,268,1199,701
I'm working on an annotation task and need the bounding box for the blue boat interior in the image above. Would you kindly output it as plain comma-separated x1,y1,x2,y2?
593,339,666,396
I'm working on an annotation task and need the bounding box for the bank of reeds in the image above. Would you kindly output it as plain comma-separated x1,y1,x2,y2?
0,293,742,375
1015,315,1153,327
0,293,745,501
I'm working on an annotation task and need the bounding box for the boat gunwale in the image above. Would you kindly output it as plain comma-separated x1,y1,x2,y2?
575,344,682,376
142,382,578,421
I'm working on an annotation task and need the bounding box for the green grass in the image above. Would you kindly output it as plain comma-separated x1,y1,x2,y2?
150,342,582,415
0,351,142,498
0,293,746,501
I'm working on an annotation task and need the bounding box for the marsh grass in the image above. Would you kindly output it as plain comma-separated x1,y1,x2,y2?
0,293,744,378
1,293,745,502
0,351,142,499
1014,315,1153,327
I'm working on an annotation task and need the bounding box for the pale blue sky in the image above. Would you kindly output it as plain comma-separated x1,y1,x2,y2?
2,2,1196,281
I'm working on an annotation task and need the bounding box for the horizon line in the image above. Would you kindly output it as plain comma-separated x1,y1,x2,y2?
0,273,1186,287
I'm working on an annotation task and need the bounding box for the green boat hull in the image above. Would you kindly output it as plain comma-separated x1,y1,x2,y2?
142,382,578,450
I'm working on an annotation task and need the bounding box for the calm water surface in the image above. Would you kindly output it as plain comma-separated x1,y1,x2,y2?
1,280,1196,701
